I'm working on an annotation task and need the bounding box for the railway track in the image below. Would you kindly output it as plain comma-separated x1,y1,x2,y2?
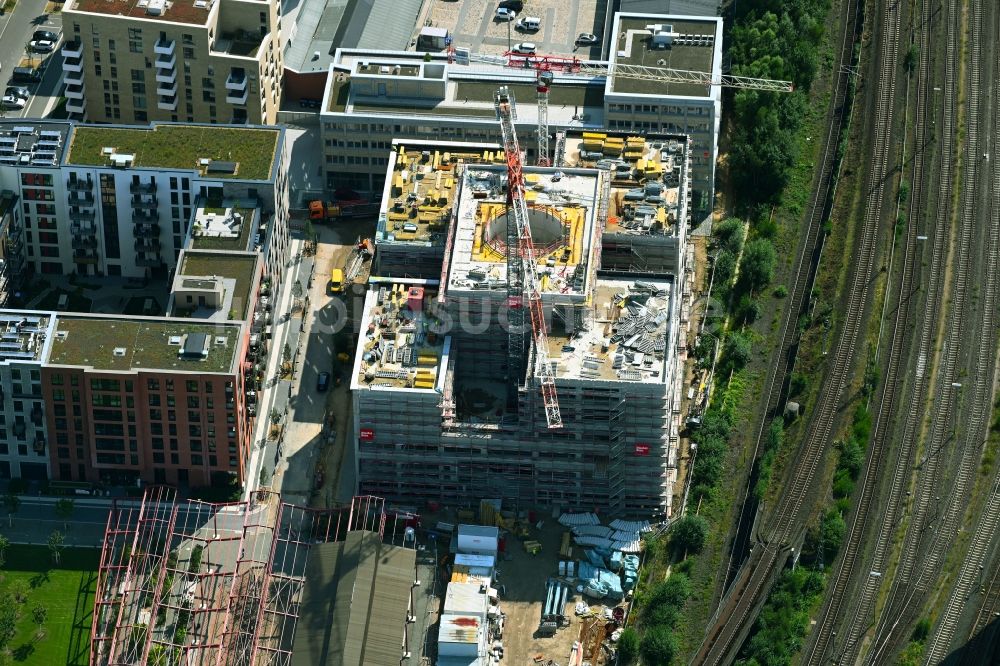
863,0,999,659
920,5,1000,659
689,0,899,660
803,0,956,659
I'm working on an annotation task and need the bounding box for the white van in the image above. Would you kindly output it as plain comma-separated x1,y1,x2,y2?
517,16,541,31
512,42,537,54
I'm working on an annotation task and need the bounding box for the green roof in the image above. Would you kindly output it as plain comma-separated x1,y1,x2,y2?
48,318,239,373
180,252,258,320
66,125,279,180
612,17,718,97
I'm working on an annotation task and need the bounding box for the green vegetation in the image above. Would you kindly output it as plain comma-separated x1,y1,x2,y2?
754,420,784,499
180,252,258,319
736,567,826,665
670,516,709,557
0,545,98,665
617,627,639,665
36,288,92,313
68,126,279,180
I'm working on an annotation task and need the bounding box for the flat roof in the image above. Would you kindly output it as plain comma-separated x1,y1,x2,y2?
0,121,70,168
353,282,450,392
610,15,720,97
179,252,258,319
189,206,257,251
548,278,672,383
0,312,55,363
66,124,280,180
446,165,601,300
562,131,689,237
377,142,504,248
292,531,415,666
47,316,240,373
66,0,212,25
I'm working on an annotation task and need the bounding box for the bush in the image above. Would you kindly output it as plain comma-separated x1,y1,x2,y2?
773,284,788,298
739,239,778,295
617,628,639,665
738,567,826,665
640,625,678,665
721,331,753,375
671,516,709,557
714,218,746,255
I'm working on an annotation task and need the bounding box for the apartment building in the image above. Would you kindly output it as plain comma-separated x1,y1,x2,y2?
0,191,27,308
0,121,289,284
0,312,55,481
319,13,721,219
352,142,692,517
61,0,283,125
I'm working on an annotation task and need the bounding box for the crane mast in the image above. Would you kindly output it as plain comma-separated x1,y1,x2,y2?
536,71,553,166
494,86,563,429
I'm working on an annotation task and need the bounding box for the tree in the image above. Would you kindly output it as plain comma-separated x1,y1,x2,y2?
259,467,270,487
0,598,15,650
2,495,19,528
721,331,753,374
47,531,64,566
616,627,639,665
671,515,709,557
8,579,29,604
819,510,846,560
31,604,46,640
640,625,677,665
738,239,777,294
55,499,74,531
713,218,746,256
712,250,737,289
0,535,8,569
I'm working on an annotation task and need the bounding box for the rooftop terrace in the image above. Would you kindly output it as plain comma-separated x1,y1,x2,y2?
549,278,672,383
353,282,450,391
376,142,505,248
563,132,688,236
67,124,279,180
178,252,258,319
610,16,719,97
446,166,602,300
189,205,257,251
48,316,240,373
67,0,212,25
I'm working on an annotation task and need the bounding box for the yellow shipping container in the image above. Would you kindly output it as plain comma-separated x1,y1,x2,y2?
582,132,607,141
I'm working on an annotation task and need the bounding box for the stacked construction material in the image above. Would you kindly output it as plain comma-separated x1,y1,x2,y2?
621,554,640,591
577,561,624,602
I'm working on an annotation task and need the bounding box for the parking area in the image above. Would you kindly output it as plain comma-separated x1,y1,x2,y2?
424,0,608,58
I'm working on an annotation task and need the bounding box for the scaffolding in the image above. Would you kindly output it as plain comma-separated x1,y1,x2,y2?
91,489,333,666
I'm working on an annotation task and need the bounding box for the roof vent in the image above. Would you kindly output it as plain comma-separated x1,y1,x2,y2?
198,158,211,166
101,146,115,155
168,335,183,345
146,0,167,15
214,336,227,346
55,330,68,340
113,347,127,357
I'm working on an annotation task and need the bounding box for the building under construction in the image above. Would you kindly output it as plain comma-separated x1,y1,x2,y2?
351,129,692,518
90,489,418,666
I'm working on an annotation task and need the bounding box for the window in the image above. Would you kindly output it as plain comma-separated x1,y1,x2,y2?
132,82,146,94
202,90,215,103
108,38,116,50
182,34,193,45
134,95,146,109
135,110,148,122
183,47,194,59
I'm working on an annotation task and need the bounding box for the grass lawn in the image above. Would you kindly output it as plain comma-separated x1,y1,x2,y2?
0,545,98,665
36,289,92,313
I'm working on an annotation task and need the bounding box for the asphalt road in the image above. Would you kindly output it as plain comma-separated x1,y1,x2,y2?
0,0,63,118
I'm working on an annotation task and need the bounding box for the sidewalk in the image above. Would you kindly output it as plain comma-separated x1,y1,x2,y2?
243,237,307,501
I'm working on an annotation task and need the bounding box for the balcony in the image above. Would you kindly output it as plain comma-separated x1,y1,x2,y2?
226,71,247,92
133,210,159,223
72,236,98,250
154,52,176,70
69,209,95,222
129,182,156,194
63,56,84,74
134,237,161,252
225,87,248,105
64,68,84,86
67,178,93,191
155,68,177,85
63,40,82,58
33,436,45,454
71,223,96,236
73,251,98,264
156,81,177,97
157,95,178,111
136,255,161,268
68,190,94,205
154,39,175,56
135,224,161,238
66,96,86,114
130,195,158,209
64,83,85,100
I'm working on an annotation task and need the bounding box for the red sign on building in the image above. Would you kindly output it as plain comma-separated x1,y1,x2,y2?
359,428,375,441
634,443,651,456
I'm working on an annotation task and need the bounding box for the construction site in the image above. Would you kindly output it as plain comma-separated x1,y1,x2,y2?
351,91,694,518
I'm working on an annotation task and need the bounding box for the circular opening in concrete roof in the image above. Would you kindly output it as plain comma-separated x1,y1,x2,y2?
486,207,564,253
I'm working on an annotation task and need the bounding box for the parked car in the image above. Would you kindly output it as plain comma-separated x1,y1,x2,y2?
5,86,30,100
11,67,41,83
32,30,59,43
516,16,540,31
511,42,536,54
1,95,26,110
29,39,56,53
316,371,331,392
576,33,599,45
495,7,516,21
498,0,523,11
